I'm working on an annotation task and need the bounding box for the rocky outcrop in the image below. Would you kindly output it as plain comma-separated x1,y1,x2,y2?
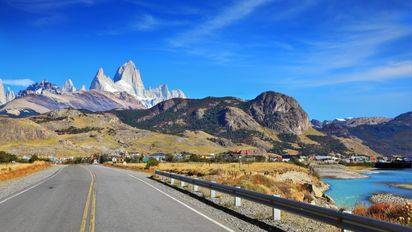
247,91,310,134
115,91,312,150
219,107,262,131
62,79,77,93
0,118,56,141
18,80,61,97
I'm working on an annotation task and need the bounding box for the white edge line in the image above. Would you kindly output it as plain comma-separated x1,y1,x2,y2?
126,173,235,232
0,166,64,205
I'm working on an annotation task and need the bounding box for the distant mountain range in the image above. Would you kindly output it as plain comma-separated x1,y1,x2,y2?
0,61,410,157
312,113,412,156
0,60,186,116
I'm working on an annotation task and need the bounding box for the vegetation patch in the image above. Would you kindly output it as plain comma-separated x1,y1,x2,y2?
353,202,412,227
0,161,51,181
55,126,103,135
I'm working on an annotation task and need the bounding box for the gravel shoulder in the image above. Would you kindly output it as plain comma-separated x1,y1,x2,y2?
109,166,340,232
0,165,63,201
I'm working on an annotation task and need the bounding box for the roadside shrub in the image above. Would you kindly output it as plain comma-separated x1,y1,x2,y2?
0,151,17,163
353,202,412,226
145,158,159,169
29,155,39,163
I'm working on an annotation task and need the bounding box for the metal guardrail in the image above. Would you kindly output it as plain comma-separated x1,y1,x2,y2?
155,170,410,232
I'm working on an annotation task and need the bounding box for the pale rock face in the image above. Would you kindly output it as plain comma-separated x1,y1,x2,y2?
80,85,86,91
62,79,77,93
89,60,186,108
6,87,15,102
89,68,117,92
113,60,145,96
0,79,6,105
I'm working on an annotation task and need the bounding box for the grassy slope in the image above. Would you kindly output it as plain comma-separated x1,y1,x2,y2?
0,113,257,157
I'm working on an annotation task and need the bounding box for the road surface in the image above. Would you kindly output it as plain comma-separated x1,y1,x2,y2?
0,165,232,232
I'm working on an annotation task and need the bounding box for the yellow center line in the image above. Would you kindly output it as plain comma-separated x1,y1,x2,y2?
89,173,97,232
80,167,95,232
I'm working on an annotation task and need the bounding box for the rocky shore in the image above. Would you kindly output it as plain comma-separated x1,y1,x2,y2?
390,183,412,190
369,193,412,205
310,164,368,179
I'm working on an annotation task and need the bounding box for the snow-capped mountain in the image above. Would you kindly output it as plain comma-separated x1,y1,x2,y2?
62,79,77,93
1,60,186,115
0,79,6,105
89,60,186,108
6,87,15,102
18,80,62,97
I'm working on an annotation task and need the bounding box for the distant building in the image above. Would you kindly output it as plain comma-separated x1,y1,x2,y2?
143,153,166,162
281,155,293,162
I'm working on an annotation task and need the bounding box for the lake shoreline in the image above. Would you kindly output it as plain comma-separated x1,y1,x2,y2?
322,168,412,210
369,193,412,205
389,183,412,190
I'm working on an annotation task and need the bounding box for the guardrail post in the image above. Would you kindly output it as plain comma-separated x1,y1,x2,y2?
193,182,199,192
162,176,165,182
210,181,216,199
343,211,352,232
272,194,281,221
181,181,186,188
234,186,241,207
170,178,175,185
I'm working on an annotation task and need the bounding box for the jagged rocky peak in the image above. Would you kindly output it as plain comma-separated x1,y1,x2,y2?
6,87,15,102
89,67,116,92
0,79,6,105
18,80,61,97
80,85,86,91
89,60,187,108
247,91,310,134
113,60,145,96
62,79,77,93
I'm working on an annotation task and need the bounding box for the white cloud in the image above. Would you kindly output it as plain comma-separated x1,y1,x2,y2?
132,14,159,31
295,61,412,87
1,79,35,87
170,0,273,47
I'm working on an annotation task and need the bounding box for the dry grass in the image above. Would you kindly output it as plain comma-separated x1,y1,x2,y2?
109,162,321,201
353,202,412,227
0,161,51,181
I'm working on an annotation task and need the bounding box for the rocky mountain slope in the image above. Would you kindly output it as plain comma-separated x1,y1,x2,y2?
113,91,332,152
115,91,310,137
0,79,6,105
0,109,254,157
314,113,412,156
90,60,186,107
1,89,396,158
0,90,145,116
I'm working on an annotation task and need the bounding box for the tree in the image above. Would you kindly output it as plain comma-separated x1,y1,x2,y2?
145,158,159,169
0,151,17,163
29,155,39,163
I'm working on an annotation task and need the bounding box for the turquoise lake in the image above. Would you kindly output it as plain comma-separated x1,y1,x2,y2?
322,169,412,210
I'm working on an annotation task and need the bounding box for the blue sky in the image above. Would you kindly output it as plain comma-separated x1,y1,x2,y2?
0,0,411,120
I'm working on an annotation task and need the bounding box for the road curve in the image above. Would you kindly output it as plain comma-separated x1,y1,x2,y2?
0,165,232,232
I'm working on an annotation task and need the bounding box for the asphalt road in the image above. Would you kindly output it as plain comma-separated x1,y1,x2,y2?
0,165,232,232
